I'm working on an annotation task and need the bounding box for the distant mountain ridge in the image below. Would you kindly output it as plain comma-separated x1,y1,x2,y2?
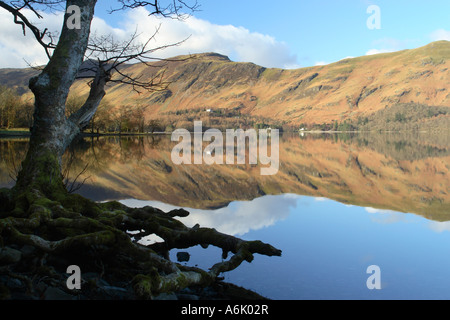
1,41,449,128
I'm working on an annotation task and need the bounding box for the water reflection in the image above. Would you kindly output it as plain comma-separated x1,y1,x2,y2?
1,132,450,299
1,132,449,221
120,194,450,300
121,194,295,236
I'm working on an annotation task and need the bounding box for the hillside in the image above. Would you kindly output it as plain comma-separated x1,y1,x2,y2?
1,41,449,129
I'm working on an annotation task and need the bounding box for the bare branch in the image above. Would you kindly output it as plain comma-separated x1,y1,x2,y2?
0,0,59,59
78,25,193,94
109,0,200,20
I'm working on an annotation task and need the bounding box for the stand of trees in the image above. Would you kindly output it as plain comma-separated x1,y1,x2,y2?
0,86,33,130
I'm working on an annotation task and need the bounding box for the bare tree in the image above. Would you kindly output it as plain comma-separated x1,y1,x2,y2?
0,0,194,189
0,0,281,300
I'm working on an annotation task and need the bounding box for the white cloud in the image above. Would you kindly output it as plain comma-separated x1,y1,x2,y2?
365,207,410,225
0,7,299,69
121,194,296,236
365,207,397,214
430,29,450,41
124,8,299,69
314,55,354,66
429,221,450,233
365,48,394,56
0,9,63,68
365,37,415,57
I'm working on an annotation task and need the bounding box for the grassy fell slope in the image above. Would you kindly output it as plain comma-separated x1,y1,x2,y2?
1,41,449,128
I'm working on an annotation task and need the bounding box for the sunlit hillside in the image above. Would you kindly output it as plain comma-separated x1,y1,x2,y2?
1,41,449,129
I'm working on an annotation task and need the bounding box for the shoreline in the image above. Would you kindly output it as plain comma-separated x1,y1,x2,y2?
1,129,448,139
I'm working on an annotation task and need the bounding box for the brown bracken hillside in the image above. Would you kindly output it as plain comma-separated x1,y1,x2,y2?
1,41,449,130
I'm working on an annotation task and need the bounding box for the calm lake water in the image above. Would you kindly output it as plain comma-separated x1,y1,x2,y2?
1,131,449,300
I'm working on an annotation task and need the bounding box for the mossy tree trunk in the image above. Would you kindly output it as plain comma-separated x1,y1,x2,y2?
12,0,114,206
14,0,97,198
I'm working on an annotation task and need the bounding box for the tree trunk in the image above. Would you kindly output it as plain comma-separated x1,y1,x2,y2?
13,0,102,200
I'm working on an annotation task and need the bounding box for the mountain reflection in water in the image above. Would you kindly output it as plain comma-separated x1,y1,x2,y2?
1,132,450,299
1,132,448,221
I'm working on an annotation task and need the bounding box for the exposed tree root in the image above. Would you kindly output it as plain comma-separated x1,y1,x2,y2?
0,187,281,299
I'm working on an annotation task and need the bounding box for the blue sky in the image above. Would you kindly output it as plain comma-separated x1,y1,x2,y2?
0,0,449,68
92,0,450,67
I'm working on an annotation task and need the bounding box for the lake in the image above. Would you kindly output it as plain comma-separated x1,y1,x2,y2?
1,131,449,300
